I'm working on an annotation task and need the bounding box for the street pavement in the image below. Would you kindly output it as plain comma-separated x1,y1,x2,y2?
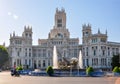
0,71,119,84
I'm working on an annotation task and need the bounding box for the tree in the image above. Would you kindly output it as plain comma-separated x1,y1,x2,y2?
46,66,54,76
86,67,94,76
111,55,120,69
0,45,9,67
113,66,120,73
16,66,23,71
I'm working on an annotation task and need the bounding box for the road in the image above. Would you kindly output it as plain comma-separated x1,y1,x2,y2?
0,71,119,84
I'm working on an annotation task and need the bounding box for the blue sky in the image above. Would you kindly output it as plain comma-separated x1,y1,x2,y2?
0,0,120,46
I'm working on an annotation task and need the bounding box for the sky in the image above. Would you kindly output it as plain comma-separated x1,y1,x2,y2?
0,0,120,46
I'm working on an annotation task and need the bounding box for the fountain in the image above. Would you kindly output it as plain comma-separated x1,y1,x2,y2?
78,50,83,69
53,46,59,69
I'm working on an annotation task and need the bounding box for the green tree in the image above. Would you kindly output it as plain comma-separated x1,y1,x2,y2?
113,66,120,73
16,66,23,71
0,45,9,67
86,67,94,76
46,66,54,76
111,55,120,69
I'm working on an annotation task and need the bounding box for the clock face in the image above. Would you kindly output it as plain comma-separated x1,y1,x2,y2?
85,32,88,36
55,33,63,38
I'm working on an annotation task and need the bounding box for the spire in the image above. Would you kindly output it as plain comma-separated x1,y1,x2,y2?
10,33,12,38
13,31,15,36
98,28,100,34
56,8,58,13
61,7,65,12
48,33,50,38
105,29,107,35
24,25,27,31
82,24,86,29
30,26,32,30
87,23,91,29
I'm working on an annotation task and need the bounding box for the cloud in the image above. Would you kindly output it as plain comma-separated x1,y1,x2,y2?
8,12,12,16
13,14,18,20
8,12,19,20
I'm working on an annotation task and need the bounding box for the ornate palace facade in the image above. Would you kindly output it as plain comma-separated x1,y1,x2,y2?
8,8,120,69
82,24,120,69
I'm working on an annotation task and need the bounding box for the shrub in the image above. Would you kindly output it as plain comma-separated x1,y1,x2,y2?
113,66,120,73
16,66,23,71
46,66,54,76
86,67,94,76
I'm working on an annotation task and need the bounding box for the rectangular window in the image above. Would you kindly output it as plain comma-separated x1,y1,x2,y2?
86,52,88,56
25,48,27,51
83,59,85,66
38,53,41,57
29,59,31,66
86,47,88,56
26,33,28,37
43,49,46,57
19,48,21,51
17,52,20,56
86,59,89,66
25,52,27,57
57,24,62,27
43,60,46,67
38,60,41,67
48,60,50,66
29,53,31,57
57,19,62,23
94,50,96,56
29,48,31,51
48,51,51,57
29,34,31,37
103,50,105,56
25,59,27,65
33,53,36,57
92,59,94,65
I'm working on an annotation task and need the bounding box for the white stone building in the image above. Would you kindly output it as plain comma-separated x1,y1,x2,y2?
8,8,79,69
82,24,120,70
8,8,120,70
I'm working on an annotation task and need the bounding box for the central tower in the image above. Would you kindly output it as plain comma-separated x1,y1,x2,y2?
54,8,66,29
49,8,70,39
